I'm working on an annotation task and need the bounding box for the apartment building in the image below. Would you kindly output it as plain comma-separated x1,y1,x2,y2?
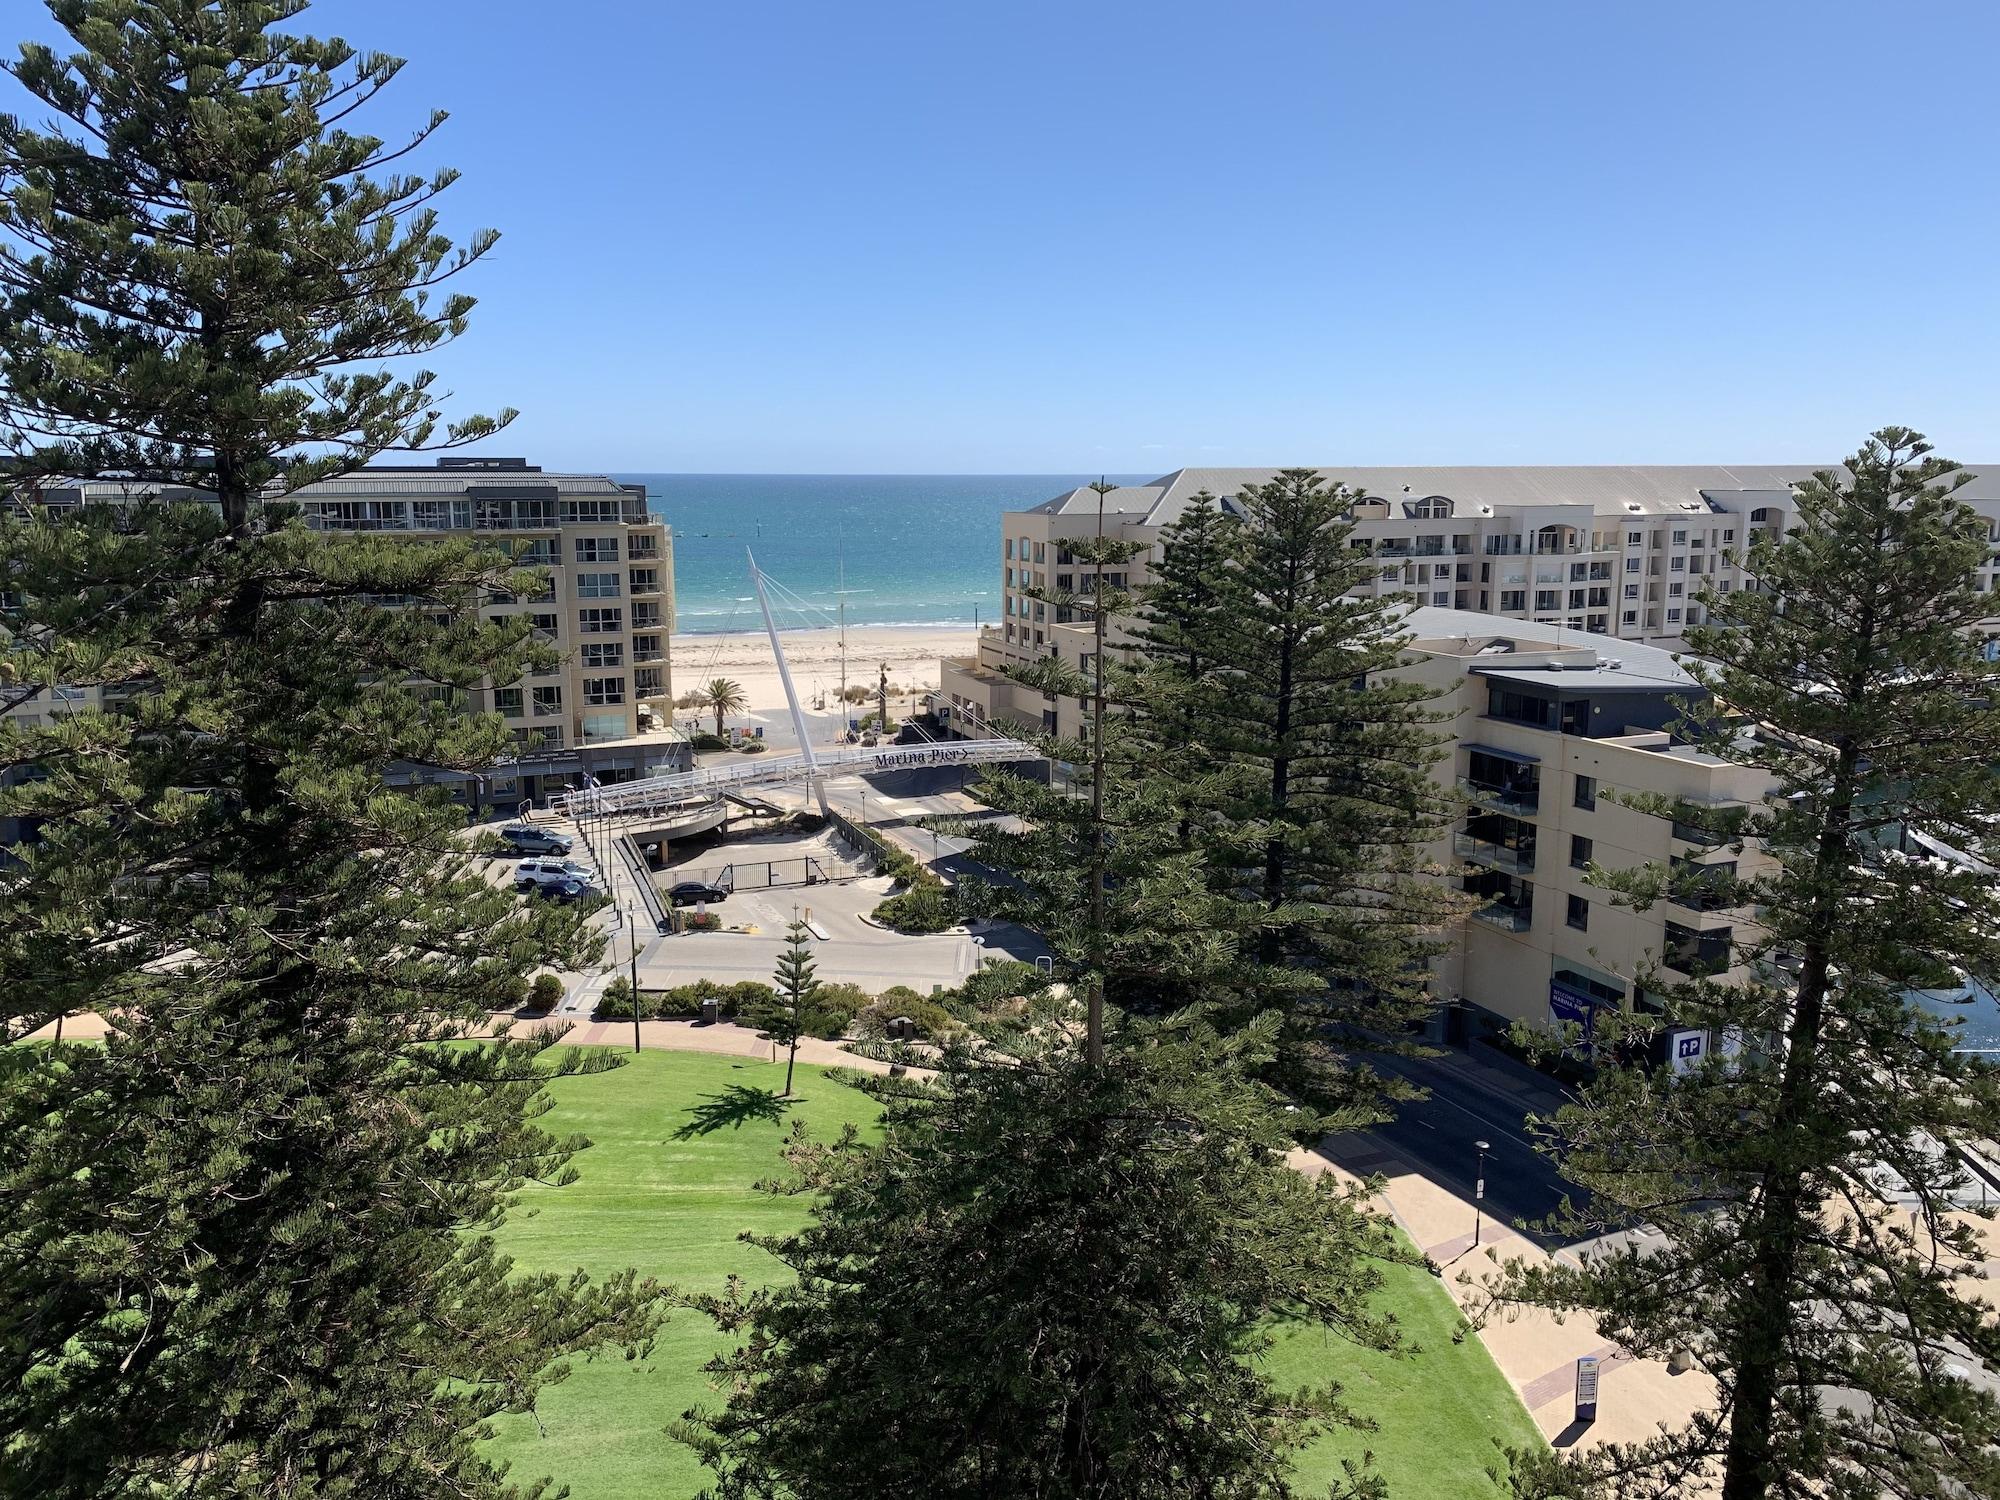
938,463,2000,742
1,457,683,819
1396,611,1773,1045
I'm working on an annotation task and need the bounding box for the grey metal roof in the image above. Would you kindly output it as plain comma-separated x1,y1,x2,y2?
1024,464,2000,529
1400,606,1695,686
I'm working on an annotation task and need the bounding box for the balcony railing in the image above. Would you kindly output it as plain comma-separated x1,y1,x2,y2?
1460,776,1540,816
1470,901,1534,932
1454,833,1537,875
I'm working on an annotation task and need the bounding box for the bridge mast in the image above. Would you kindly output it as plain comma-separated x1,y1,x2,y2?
748,548,830,816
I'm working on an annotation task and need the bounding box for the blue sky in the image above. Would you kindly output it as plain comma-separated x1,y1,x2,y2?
14,0,2000,471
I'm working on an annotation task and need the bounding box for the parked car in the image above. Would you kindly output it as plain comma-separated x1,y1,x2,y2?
515,858,596,892
499,824,571,856
666,880,729,908
533,877,589,903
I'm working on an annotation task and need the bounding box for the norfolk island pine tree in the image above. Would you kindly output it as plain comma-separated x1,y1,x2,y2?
1489,430,2000,1500
0,5,657,1495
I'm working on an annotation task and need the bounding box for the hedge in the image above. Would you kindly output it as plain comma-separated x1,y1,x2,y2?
595,978,777,1021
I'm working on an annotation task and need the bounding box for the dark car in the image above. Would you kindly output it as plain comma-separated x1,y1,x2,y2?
500,824,572,856
533,877,589,903
667,880,729,908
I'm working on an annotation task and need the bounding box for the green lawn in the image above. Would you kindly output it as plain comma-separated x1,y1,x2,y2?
483,1049,1540,1498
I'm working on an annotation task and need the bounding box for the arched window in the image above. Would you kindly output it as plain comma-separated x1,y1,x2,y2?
1412,495,1453,519
1352,498,1390,520
1749,507,1772,523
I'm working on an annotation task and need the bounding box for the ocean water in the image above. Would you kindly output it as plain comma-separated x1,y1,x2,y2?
622,474,1149,633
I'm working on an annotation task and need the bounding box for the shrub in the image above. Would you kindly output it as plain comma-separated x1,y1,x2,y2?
740,739,767,754
601,977,634,1011
526,974,565,1012
595,978,777,1021
686,911,721,931
873,878,955,935
690,731,730,751
856,996,956,1041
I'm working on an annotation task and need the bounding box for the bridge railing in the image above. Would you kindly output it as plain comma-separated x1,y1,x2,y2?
546,738,1038,819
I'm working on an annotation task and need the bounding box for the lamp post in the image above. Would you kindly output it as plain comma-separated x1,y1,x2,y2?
625,901,641,1054
1473,1139,1491,1246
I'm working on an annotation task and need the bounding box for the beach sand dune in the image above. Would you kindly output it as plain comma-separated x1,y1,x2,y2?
669,626,975,713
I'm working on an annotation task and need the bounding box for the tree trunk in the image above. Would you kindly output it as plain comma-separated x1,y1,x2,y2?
1720,738,1862,1499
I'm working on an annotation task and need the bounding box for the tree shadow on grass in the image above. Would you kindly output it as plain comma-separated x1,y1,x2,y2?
672,1084,793,1139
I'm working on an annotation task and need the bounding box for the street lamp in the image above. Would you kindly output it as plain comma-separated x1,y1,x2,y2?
1473,1139,1491,1247
625,901,642,1054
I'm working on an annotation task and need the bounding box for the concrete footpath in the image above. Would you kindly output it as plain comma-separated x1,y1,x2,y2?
1293,1142,1716,1462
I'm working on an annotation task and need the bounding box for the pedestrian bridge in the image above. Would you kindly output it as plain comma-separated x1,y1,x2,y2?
546,736,1038,819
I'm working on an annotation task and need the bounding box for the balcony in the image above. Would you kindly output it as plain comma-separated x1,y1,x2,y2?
1471,900,1534,932
1454,832,1537,875
1460,775,1540,816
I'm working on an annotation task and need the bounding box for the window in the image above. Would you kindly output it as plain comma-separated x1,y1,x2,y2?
493,686,524,715
574,536,619,563
1622,609,1638,624
1718,579,1732,593
1670,556,1685,572
1566,894,1589,931
532,686,563,716
1535,590,1560,611
1500,590,1526,611
1672,529,1687,544
1723,528,1735,543
1667,607,1683,623
581,712,626,743
1005,539,1015,560
632,603,661,629
1056,572,1072,590
1574,773,1597,810
1623,583,1639,599
576,571,621,598
1033,542,1046,563
577,607,622,633
1669,581,1684,597
583,676,625,706
1570,834,1593,869
1627,530,1642,546
1433,591,1450,606
1663,921,1733,975
1625,557,1640,573
632,633,663,661
629,567,660,592
581,642,623,667
628,534,659,560
1056,547,1074,565
633,667,664,696
1005,567,1014,587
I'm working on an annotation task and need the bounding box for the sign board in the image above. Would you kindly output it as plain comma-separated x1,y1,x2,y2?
1669,1028,1709,1074
1475,1178,1486,1201
1574,1355,1601,1424
1549,981,1599,1055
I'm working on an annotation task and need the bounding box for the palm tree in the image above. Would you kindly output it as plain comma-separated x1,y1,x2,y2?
700,677,747,738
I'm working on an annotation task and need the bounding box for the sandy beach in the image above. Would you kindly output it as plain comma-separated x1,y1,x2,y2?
669,625,977,714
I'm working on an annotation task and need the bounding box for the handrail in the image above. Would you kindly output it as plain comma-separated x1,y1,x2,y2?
547,738,1038,818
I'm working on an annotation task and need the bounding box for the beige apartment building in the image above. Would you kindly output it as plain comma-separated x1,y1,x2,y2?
1,457,682,820
939,463,2000,742
1396,613,1772,1046
928,464,1874,1043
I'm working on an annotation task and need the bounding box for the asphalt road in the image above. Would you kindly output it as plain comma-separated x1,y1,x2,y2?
1322,1040,1595,1251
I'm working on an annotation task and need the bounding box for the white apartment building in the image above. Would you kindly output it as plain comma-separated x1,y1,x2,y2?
1,457,683,822
940,463,2000,742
